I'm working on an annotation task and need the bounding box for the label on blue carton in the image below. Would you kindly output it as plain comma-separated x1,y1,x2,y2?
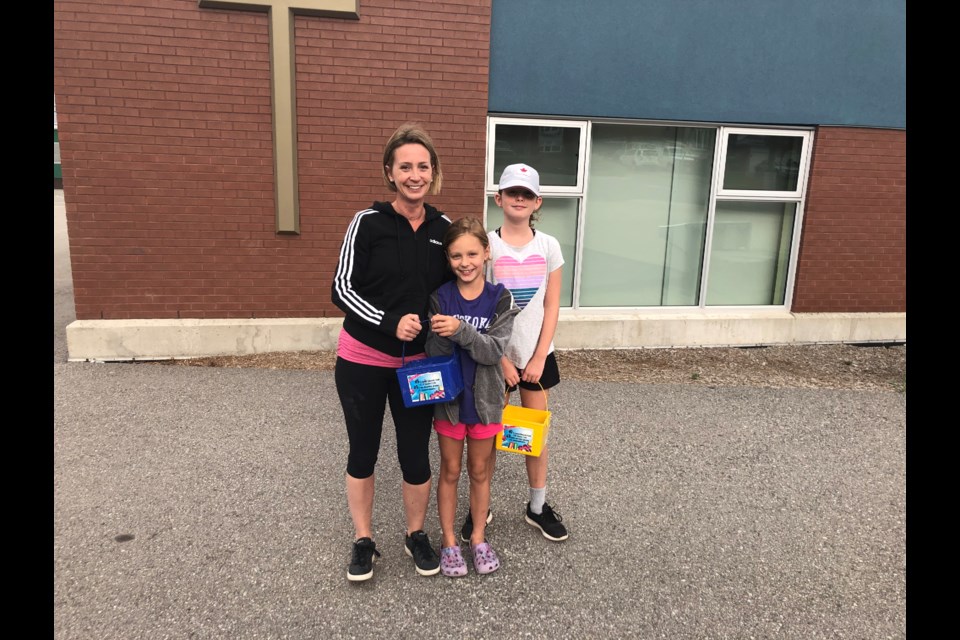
405,371,447,404
500,427,534,454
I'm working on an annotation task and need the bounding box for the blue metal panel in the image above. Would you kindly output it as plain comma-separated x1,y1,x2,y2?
489,0,905,129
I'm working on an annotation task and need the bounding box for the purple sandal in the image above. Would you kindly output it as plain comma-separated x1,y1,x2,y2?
470,541,501,575
440,545,468,577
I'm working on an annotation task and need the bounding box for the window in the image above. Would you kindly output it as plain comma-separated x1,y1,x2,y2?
484,118,811,310
718,131,807,196
580,123,715,306
706,201,797,305
708,128,811,305
485,118,586,194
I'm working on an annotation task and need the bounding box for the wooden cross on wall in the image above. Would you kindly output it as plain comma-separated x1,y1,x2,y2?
198,1,360,234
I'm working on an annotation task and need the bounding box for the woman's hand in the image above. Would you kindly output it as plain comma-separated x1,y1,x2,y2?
396,314,423,342
501,356,520,388
429,313,460,338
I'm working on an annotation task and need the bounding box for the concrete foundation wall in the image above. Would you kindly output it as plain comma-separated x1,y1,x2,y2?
66,312,906,362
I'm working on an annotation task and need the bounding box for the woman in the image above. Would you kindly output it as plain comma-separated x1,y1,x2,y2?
331,123,453,582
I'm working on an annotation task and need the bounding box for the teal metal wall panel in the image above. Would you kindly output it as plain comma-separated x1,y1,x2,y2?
489,0,905,128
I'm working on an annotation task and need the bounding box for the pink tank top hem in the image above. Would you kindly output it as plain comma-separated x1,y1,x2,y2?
337,328,426,368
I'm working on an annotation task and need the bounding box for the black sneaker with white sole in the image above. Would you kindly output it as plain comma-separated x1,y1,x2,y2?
347,537,381,582
525,502,569,541
404,530,441,576
459,508,493,543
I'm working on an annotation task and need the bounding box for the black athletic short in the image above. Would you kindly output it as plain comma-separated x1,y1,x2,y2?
505,351,561,393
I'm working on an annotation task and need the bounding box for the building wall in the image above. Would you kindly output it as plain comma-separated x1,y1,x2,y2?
54,0,491,321
483,0,906,316
54,127,63,189
488,0,906,129
792,127,906,312
55,1,906,359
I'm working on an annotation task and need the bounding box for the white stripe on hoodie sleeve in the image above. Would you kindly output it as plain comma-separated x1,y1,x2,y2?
333,210,385,326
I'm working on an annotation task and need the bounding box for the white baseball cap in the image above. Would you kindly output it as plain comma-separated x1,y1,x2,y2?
498,163,540,197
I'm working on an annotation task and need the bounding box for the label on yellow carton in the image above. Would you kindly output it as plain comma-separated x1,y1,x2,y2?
499,426,534,454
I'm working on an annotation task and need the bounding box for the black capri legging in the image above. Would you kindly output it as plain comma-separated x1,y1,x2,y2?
334,357,434,485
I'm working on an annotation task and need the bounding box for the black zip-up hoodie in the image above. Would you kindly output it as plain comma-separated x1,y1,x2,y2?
331,201,453,357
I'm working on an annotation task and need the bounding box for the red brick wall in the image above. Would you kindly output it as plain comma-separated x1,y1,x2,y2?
54,0,491,320
792,127,906,312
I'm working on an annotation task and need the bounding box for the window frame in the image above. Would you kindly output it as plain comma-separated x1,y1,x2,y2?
483,117,815,312
703,127,814,309
485,117,588,194
715,127,812,199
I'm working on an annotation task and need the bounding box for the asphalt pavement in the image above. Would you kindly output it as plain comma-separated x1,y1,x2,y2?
53,190,907,639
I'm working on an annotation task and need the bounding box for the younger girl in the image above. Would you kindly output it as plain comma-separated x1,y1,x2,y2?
426,217,519,577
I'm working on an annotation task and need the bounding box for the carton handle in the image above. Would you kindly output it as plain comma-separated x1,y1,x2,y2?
504,381,548,411
404,326,457,367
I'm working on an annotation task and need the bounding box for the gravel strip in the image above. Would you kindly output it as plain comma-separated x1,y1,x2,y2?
151,343,906,392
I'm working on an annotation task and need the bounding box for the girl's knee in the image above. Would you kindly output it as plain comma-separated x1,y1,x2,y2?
440,457,462,482
467,461,489,485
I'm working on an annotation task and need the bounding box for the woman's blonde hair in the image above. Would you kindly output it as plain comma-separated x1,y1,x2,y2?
443,216,489,254
382,122,442,195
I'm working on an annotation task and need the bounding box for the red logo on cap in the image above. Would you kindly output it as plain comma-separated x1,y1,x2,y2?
520,167,527,172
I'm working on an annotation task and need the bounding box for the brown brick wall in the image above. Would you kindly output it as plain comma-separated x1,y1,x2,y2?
54,0,491,320
792,127,906,313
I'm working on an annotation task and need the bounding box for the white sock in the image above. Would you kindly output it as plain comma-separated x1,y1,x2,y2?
529,487,546,514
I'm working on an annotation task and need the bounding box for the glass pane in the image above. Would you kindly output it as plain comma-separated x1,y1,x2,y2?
493,125,580,187
486,195,576,307
706,201,796,305
580,124,714,306
723,134,803,191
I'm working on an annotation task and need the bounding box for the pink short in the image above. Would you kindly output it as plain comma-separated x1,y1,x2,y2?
434,419,502,441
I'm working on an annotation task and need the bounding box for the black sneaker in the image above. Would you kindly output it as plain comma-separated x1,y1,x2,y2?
459,508,494,543
404,530,441,576
525,502,569,541
347,537,380,582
